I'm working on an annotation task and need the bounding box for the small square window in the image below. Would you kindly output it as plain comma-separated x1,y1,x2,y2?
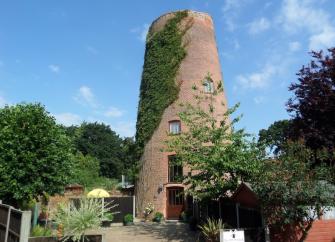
204,79,214,93
169,120,181,134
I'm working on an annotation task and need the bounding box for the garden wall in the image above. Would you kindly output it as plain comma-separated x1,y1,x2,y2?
29,235,103,242
270,220,335,242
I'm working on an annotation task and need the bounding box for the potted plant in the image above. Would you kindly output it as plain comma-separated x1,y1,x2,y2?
123,214,134,226
101,212,114,227
143,202,154,221
152,212,164,223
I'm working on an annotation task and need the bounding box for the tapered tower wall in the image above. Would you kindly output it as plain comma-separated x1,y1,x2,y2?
135,10,228,218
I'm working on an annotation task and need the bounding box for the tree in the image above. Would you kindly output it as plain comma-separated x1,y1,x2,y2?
258,120,292,155
0,103,73,207
252,141,335,242
120,137,138,182
165,84,262,200
70,153,101,188
73,122,124,178
287,48,335,166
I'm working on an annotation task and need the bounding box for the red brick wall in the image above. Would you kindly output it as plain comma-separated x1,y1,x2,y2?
270,220,335,242
305,220,335,242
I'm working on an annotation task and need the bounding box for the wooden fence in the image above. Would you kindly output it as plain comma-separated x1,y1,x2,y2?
0,202,31,242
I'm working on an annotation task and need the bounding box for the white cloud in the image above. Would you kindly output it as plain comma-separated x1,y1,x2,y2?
289,41,301,52
253,96,265,104
234,40,240,50
248,17,270,35
309,26,335,50
0,95,8,108
86,45,99,55
222,0,246,13
131,24,150,42
279,0,335,50
104,106,124,118
48,64,60,73
54,113,81,126
74,86,97,108
111,121,135,137
237,64,277,89
222,0,250,32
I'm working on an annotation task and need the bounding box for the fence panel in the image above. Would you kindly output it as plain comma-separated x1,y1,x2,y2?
104,197,133,223
71,196,134,223
0,203,31,242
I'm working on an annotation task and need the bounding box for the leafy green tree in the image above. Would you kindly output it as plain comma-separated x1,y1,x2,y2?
120,137,138,181
165,85,263,200
70,153,100,188
70,152,118,191
73,122,124,178
252,141,335,242
258,120,292,155
0,103,73,207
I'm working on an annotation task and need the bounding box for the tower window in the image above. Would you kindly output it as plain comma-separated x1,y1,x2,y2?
169,120,181,134
204,79,214,93
168,155,183,183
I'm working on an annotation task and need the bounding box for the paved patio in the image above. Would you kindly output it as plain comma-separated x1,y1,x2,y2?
102,222,200,242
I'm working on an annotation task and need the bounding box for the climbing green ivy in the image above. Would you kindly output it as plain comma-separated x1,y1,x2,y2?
135,11,189,157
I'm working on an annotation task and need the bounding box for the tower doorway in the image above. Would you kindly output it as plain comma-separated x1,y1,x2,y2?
166,187,184,219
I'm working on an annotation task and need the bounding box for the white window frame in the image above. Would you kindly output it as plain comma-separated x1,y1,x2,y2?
204,79,214,93
169,120,181,134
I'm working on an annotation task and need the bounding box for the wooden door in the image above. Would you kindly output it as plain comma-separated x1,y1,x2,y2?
166,187,184,219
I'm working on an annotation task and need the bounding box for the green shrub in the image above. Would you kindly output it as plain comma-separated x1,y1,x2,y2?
180,210,192,222
123,214,134,223
52,198,118,242
31,225,52,237
104,212,114,221
153,212,164,222
198,218,224,242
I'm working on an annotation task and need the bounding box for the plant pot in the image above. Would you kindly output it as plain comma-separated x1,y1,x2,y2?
153,217,162,223
101,220,112,227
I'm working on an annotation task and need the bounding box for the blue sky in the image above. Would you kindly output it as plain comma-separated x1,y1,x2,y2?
0,0,335,137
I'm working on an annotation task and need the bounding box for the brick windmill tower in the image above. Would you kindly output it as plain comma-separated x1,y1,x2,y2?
135,10,228,219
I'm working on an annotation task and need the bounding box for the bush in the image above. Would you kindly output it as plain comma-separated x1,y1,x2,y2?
123,214,134,224
31,225,52,237
104,212,114,221
198,218,224,242
153,212,164,222
180,210,192,222
52,198,118,242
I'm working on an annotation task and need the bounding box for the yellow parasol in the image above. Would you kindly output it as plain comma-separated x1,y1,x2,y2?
87,188,110,198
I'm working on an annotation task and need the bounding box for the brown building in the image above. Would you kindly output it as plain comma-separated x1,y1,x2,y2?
135,10,228,219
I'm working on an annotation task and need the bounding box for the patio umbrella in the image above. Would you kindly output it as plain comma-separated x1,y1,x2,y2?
87,188,110,198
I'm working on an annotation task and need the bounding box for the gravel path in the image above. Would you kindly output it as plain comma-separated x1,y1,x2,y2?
102,222,200,242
